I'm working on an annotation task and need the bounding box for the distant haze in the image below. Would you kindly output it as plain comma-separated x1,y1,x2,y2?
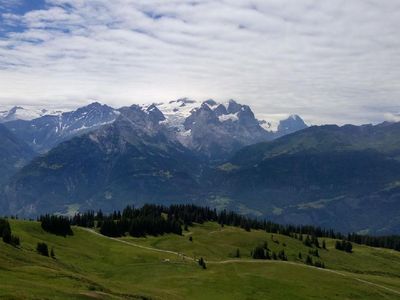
0,0,400,125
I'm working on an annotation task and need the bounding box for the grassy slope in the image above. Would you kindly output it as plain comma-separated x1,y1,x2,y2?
1,220,400,299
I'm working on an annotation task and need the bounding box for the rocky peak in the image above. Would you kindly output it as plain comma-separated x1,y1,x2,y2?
145,104,166,123
276,114,308,137
226,99,243,114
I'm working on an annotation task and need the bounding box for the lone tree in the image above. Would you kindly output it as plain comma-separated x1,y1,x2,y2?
235,248,240,258
37,242,49,257
198,257,206,269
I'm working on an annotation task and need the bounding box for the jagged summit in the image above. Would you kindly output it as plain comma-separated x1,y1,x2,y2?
3,99,308,157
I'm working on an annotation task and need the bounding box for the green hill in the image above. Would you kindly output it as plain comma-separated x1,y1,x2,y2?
213,122,400,234
1,220,400,299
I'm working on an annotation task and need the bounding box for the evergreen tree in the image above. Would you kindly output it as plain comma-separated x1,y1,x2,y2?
65,203,400,252
314,261,325,268
51,247,55,259
2,227,11,244
278,249,287,261
252,245,266,259
335,240,353,253
322,240,326,249
303,235,312,247
198,257,206,269
344,241,353,253
235,248,240,258
309,249,319,257
40,215,73,236
0,218,11,238
306,255,313,265
1,219,20,247
263,241,268,250
312,235,320,248
37,242,49,257
10,235,20,247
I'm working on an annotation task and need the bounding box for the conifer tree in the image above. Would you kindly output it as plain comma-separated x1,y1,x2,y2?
37,242,49,257
306,255,313,265
198,257,206,269
2,227,11,244
235,248,240,258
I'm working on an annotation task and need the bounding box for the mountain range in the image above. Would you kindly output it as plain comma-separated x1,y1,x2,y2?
0,106,64,123
216,122,400,234
1,99,400,234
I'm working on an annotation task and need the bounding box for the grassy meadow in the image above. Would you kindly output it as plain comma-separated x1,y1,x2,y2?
0,220,400,299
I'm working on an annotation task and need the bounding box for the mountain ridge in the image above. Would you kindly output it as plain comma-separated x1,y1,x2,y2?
6,100,400,234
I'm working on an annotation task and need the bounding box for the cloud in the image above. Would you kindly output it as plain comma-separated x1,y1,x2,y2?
384,112,400,123
0,0,399,125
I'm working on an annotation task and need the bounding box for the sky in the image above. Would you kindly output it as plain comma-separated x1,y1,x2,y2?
0,0,399,125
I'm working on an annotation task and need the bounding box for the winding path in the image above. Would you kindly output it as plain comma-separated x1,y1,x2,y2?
81,227,400,297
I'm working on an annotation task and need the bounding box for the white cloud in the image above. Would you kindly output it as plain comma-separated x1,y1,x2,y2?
384,112,400,123
0,0,399,125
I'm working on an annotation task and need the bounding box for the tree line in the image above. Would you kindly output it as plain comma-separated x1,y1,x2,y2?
33,204,400,251
39,215,73,237
346,233,400,251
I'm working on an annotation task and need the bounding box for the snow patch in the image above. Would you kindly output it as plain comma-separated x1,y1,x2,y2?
218,113,239,122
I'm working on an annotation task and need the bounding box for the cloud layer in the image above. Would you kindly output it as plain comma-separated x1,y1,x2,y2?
0,0,400,125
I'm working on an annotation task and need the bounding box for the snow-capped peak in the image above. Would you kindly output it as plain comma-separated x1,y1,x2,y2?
154,98,200,128
0,106,64,123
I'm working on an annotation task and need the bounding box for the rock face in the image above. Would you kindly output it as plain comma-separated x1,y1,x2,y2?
155,98,308,160
275,115,308,137
4,102,119,153
182,100,273,160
